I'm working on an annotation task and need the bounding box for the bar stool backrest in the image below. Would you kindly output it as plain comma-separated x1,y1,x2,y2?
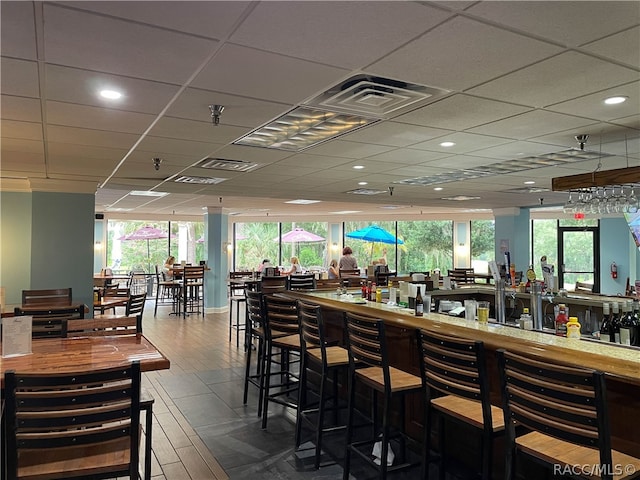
261,276,288,294
263,294,298,339
417,330,492,425
289,274,316,290
344,311,389,387
497,349,612,468
297,300,327,365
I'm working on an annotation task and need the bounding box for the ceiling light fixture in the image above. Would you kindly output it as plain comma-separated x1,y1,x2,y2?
100,89,122,99
285,199,321,204
209,104,225,125
128,190,169,197
358,181,368,186
353,165,365,170
524,181,536,185
440,141,456,147
604,96,628,105
233,106,377,152
330,210,362,214
434,187,443,191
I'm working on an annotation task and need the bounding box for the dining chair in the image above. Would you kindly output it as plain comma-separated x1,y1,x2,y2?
154,265,181,316
288,273,317,290
497,349,640,480
13,304,85,338
260,275,288,294
4,361,142,479
95,292,147,333
228,271,253,347
180,265,205,317
66,314,154,480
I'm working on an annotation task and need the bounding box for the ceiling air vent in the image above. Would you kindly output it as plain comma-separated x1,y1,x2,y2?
174,176,226,185
346,188,388,195
308,74,450,119
506,186,550,194
197,158,259,172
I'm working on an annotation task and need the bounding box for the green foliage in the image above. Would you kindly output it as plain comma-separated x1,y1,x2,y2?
397,220,453,274
471,220,495,260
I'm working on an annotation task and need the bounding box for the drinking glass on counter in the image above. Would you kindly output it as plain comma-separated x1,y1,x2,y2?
464,299,477,322
477,301,490,324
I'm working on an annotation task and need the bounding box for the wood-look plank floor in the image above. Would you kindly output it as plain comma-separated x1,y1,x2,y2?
130,304,236,480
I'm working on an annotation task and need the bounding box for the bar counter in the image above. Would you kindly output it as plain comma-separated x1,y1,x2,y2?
288,289,640,459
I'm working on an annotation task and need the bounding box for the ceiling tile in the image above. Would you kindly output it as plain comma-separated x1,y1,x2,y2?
307,140,395,159
468,52,639,108
1,138,44,155
192,44,349,104
410,132,512,153
60,1,250,39
1,120,43,141
0,150,46,174
468,110,596,140
165,87,290,128
45,65,181,115
0,1,37,60
230,2,453,69
369,16,563,92
46,101,156,133
136,136,222,157
0,58,39,98
46,125,140,150
149,117,249,144
547,81,640,121
43,3,218,84
394,94,533,131
341,121,452,147
1,95,42,123
366,148,453,165
466,1,640,47
582,26,640,68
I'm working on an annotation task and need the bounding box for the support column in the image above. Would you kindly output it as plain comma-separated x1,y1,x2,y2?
204,207,229,313
493,207,530,273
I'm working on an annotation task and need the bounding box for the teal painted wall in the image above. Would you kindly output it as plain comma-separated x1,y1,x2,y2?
600,216,639,295
494,208,530,272
204,210,228,309
0,192,33,306
94,220,105,273
30,192,95,311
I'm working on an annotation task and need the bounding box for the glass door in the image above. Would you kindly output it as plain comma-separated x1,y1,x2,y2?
558,225,600,293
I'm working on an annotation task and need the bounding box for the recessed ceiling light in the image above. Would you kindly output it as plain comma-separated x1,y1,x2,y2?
434,187,443,191
128,190,169,197
100,89,122,100
358,181,368,186
524,181,536,185
330,210,362,214
604,96,628,105
285,199,321,204
442,195,481,201
353,165,365,170
440,141,456,147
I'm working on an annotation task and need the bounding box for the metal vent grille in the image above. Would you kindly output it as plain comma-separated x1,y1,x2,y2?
506,186,550,193
174,176,226,185
346,188,388,195
197,158,259,172
308,74,450,119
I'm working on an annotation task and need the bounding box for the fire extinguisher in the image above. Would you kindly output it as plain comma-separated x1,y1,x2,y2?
611,262,618,279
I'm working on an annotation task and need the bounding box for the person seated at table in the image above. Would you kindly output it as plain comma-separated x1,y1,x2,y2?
328,259,339,279
163,256,176,279
339,246,358,270
283,256,303,275
257,258,272,273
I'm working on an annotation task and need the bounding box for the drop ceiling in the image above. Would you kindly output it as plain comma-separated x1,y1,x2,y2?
1,1,639,218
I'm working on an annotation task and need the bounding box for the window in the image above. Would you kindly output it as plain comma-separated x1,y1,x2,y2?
470,220,495,274
234,222,280,271
344,220,397,271
531,219,558,280
396,220,453,274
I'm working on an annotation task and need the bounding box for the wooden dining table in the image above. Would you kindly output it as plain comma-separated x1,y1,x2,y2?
0,334,170,386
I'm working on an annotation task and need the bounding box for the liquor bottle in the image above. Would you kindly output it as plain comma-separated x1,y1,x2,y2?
415,286,424,316
620,301,633,346
600,302,611,342
632,300,640,346
555,304,568,337
611,302,621,343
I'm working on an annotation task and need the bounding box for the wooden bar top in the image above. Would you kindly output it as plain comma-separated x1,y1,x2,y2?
0,335,170,385
291,290,640,386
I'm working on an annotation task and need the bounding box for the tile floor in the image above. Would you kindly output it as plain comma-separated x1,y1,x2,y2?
143,303,487,480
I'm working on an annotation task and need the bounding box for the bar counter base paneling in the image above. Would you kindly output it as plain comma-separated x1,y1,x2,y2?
287,290,640,461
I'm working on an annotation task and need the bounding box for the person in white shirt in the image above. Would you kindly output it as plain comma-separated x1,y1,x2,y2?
283,256,303,275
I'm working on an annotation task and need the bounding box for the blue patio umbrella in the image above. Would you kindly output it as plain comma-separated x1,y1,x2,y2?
346,225,404,245
345,225,404,263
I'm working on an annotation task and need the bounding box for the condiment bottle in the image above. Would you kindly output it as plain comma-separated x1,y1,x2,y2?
415,286,424,316
518,307,532,330
555,304,568,336
361,281,367,299
566,316,581,339
375,284,382,303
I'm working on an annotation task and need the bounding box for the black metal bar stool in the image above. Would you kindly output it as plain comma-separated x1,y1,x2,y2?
343,311,422,480
295,300,349,469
